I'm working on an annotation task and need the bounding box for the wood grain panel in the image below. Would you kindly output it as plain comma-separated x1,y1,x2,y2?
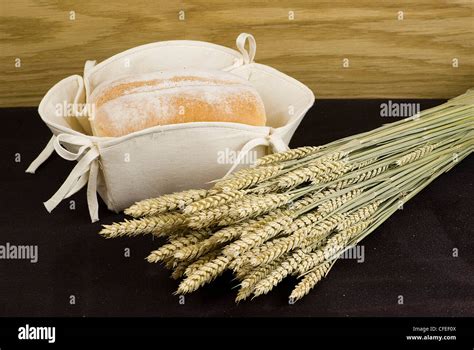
1,0,472,106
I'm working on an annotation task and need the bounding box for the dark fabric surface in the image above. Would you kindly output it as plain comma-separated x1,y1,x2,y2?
1,100,472,317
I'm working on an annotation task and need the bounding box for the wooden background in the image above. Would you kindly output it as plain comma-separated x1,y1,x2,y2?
1,0,473,107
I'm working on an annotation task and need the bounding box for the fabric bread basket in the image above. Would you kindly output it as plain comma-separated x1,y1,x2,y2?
26,33,315,222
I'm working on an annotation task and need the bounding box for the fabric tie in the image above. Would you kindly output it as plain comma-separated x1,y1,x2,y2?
26,134,100,222
223,130,290,178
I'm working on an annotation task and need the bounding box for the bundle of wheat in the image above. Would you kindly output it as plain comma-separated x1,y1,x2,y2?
100,89,473,302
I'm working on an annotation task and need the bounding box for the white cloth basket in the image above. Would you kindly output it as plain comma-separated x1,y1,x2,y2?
26,33,315,222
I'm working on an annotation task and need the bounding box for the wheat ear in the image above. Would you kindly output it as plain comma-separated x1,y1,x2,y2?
99,212,186,238
176,255,230,294
179,215,272,261
396,144,436,166
124,189,207,217
235,257,285,302
229,239,280,272
289,263,331,302
276,160,346,189
213,165,284,191
170,260,190,280
318,189,364,213
186,194,276,229
238,209,288,238
288,189,337,211
173,226,235,261
223,212,294,258
183,189,245,214
174,241,210,261
186,205,233,229
331,165,389,189
205,217,262,244
350,157,378,170
296,220,372,274
252,245,318,298
146,230,211,263
163,256,179,270
249,213,344,267
183,250,222,277
219,193,293,225
336,201,380,230
255,146,322,166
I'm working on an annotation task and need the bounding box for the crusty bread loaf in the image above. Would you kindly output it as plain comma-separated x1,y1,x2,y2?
88,69,266,137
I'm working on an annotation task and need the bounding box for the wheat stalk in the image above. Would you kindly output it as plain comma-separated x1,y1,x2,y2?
247,182,281,195
289,263,331,302
183,250,222,277
170,260,190,280
235,257,286,302
238,209,288,238
350,157,378,170
223,212,294,258
213,164,284,191
205,218,262,244
186,205,232,229
336,201,380,230
331,165,389,189
248,213,345,267
284,210,322,234
99,212,186,238
310,164,352,184
255,146,322,166
219,193,293,225
237,257,284,288
229,239,281,272
180,214,280,261
176,255,230,294
183,189,245,214
124,189,207,217
318,189,364,213
163,256,179,270
186,194,285,229
146,229,211,263
296,220,372,274
251,243,320,298
252,251,306,297
276,160,347,189
173,239,215,261
286,188,337,212
396,144,436,166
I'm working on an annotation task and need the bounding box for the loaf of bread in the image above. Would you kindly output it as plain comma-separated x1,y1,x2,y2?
88,69,266,137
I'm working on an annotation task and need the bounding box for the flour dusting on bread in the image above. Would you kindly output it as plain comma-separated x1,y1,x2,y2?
88,69,266,137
